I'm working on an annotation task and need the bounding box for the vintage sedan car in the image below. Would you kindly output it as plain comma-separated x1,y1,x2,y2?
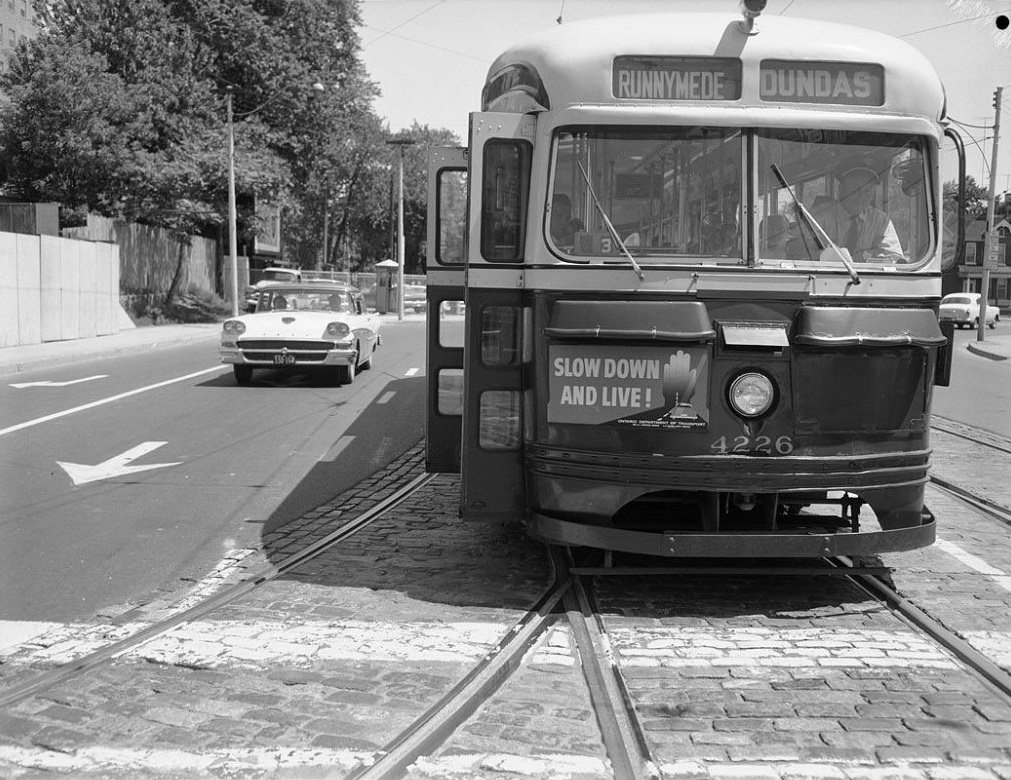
939,292,1000,329
243,267,303,312
220,282,381,384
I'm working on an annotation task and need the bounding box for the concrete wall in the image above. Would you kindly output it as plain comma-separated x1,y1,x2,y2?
0,231,119,347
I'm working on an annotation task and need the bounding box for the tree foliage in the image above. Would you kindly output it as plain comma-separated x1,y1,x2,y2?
0,1,399,269
943,174,990,221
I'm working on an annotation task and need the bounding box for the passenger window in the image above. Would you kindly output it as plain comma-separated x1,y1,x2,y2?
437,369,464,415
438,169,467,265
479,390,521,449
481,306,520,367
481,139,531,261
439,301,466,348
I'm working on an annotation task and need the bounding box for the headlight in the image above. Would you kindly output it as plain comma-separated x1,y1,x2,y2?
326,322,350,338
728,372,775,418
223,320,246,335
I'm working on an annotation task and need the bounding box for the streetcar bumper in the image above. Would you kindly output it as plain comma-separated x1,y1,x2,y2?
526,508,936,557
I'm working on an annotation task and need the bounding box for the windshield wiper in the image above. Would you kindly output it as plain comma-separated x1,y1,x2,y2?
770,164,860,285
576,161,644,281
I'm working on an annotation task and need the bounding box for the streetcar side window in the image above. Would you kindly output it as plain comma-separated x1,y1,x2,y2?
437,169,467,266
481,306,521,367
437,368,464,415
480,139,531,261
756,130,931,266
479,390,521,449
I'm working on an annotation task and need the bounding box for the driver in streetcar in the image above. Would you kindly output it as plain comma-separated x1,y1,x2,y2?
793,162,904,262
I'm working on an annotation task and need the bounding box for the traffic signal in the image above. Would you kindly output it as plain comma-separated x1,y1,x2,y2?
995,88,1002,110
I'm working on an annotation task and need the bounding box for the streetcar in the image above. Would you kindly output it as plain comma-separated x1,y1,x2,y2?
425,2,967,557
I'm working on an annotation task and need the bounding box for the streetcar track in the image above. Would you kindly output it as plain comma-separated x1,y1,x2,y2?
0,472,436,710
931,414,1011,455
349,558,569,780
929,475,1011,527
834,555,1011,703
353,547,660,779
562,548,658,780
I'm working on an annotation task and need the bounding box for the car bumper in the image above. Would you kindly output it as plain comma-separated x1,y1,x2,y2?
219,346,356,368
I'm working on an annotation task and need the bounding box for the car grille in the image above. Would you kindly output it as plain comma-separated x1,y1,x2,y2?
237,340,333,350
237,339,335,364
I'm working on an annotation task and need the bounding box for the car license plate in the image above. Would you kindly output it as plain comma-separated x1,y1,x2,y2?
273,354,297,366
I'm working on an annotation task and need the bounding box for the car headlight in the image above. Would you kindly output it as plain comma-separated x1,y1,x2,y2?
728,371,775,418
223,320,246,335
326,322,350,338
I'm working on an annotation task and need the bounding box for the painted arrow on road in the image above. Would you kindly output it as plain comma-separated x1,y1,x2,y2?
10,375,108,389
57,441,182,486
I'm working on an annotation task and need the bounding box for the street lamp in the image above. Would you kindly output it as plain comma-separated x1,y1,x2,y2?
386,136,416,321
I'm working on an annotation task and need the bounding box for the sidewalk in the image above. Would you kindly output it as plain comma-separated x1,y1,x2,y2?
0,323,222,378
0,311,427,378
964,328,1011,361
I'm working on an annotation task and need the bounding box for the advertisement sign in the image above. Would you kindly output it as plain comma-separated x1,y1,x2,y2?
759,60,884,106
254,200,282,256
612,56,742,101
547,344,709,429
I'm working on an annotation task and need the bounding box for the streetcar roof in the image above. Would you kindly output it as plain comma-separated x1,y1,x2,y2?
483,13,946,123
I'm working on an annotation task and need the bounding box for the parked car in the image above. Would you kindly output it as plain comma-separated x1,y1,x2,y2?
244,267,303,312
938,292,999,329
220,281,381,385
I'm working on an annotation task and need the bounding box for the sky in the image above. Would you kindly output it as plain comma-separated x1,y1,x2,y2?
358,0,1011,192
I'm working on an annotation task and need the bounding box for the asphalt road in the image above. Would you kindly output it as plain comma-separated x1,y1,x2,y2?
933,326,1011,437
0,319,427,623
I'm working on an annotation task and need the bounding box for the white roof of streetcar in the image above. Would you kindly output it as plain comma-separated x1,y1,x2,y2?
483,13,947,128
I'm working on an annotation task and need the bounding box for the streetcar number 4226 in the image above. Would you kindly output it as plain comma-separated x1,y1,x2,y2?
710,435,794,455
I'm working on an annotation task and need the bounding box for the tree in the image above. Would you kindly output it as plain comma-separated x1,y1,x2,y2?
2,0,375,247
943,174,989,222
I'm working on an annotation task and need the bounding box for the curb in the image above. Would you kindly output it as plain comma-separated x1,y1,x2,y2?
966,342,1008,361
0,328,221,378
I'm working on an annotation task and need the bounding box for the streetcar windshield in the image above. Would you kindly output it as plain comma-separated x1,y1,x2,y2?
548,127,743,260
547,128,932,268
757,130,931,266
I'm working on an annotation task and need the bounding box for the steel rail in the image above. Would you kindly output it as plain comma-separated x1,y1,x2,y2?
349,568,570,780
929,475,1011,528
561,548,659,780
0,472,436,710
931,415,1011,455
833,556,1011,703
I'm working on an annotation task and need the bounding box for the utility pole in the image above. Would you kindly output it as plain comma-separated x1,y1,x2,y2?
226,88,239,317
978,87,1002,343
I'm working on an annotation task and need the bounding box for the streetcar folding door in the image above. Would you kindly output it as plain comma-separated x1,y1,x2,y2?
426,147,468,473
459,113,534,522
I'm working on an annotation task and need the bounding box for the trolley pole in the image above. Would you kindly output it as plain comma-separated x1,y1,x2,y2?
978,86,1002,343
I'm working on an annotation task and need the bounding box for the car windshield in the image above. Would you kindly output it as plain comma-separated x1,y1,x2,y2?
262,270,297,282
256,288,348,313
942,296,972,305
547,127,932,268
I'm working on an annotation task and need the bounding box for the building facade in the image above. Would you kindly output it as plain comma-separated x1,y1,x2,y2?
0,0,38,72
957,218,1011,307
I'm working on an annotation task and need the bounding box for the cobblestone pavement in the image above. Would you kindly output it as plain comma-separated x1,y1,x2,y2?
1,428,1010,778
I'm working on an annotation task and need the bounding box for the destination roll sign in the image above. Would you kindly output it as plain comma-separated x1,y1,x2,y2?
760,60,884,106
613,56,742,101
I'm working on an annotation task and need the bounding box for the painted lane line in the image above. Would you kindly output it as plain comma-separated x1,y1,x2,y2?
9,374,109,389
935,537,1011,593
376,390,396,404
405,367,420,376
57,442,183,486
0,365,227,437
